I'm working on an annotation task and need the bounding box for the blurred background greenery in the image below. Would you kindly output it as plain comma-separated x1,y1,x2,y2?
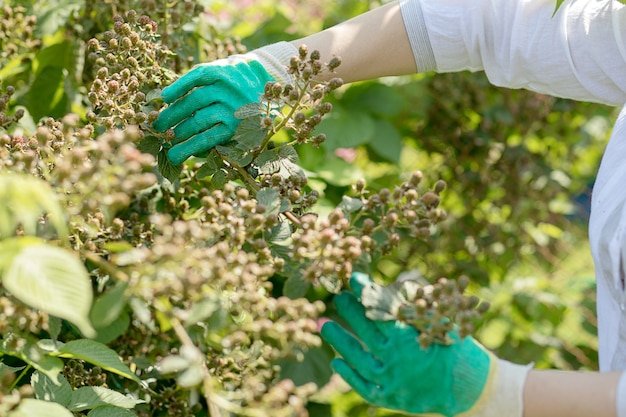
1,0,614,415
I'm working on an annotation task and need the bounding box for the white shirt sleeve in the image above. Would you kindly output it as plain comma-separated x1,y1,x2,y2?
399,0,626,106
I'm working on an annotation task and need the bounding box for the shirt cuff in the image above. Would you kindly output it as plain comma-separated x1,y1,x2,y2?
398,0,437,72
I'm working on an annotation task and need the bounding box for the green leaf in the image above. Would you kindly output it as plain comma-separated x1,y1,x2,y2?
184,296,221,327
269,220,292,242
316,157,364,187
87,405,138,417
26,41,74,120
0,174,68,241
68,386,144,412
338,196,364,214
257,188,281,216
276,343,335,387
90,282,129,329
36,0,82,37
553,0,565,15
136,136,162,157
283,274,311,299
53,340,141,385
31,371,73,407
8,398,74,417
1,338,64,384
157,148,183,183
234,103,265,119
368,119,403,164
234,116,268,150
93,311,130,345
1,237,95,337
210,170,228,189
317,109,375,152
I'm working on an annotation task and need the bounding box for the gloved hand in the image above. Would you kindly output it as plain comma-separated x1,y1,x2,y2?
320,272,531,417
153,42,297,165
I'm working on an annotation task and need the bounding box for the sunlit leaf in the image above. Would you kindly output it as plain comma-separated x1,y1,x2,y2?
31,371,72,407
68,386,144,411
90,282,129,328
234,103,265,119
233,116,268,150
1,237,95,337
87,405,138,417
1,338,64,384
257,188,281,216
0,174,68,241
53,339,142,385
8,399,73,417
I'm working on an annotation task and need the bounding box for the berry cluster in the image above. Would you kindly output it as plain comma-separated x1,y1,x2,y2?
361,276,490,348
0,82,24,131
0,5,40,64
86,11,176,130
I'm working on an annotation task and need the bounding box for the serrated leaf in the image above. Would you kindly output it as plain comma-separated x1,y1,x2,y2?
8,399,74,417
68,386,144,412
283,274,311,299
87,405,138,417
233,116,268,150
136,136,161,157
1,338,64,384
210,170,228,189
196,163,214,180
31,371,73,407
234,103,265,119
157,148,183,183
0,174,68,241
256,146,300,175
257,188,281,216
53,340,141,385
1,237,95,338
269,221,292,242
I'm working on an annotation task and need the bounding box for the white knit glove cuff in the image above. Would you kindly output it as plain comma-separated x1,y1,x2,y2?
246,42,298,86
458,359,532,417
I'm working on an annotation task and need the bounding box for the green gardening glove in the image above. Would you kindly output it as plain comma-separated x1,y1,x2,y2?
153,42,297,165
320,272,531,417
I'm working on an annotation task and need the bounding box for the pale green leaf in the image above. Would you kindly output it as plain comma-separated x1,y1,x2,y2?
234,103,265,119
1,238,95,338
87,405,138,417
0,174,68,241
90,282,129,328
283,274,311,299
1,338,64,385
8,398,73,417
53,339,142,384
31,371,73,407
257,188,281,216
184,297,221,327
68,386,144,412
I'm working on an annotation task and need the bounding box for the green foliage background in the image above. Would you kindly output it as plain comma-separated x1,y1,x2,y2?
0,0,614,416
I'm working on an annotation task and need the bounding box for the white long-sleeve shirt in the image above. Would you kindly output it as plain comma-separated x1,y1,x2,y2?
399,0,626,372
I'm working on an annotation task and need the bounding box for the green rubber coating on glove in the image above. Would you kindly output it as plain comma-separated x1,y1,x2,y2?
153,60,275,165
320,272,492,417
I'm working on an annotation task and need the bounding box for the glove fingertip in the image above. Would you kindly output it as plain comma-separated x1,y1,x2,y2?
349,272,373,299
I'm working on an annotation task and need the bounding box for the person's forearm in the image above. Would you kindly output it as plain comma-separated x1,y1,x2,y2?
523,369,622,417
290,1,416,83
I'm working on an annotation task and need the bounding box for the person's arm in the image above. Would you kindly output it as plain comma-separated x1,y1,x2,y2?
290,2,416,83
524,370,622,417
292,0,626,106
